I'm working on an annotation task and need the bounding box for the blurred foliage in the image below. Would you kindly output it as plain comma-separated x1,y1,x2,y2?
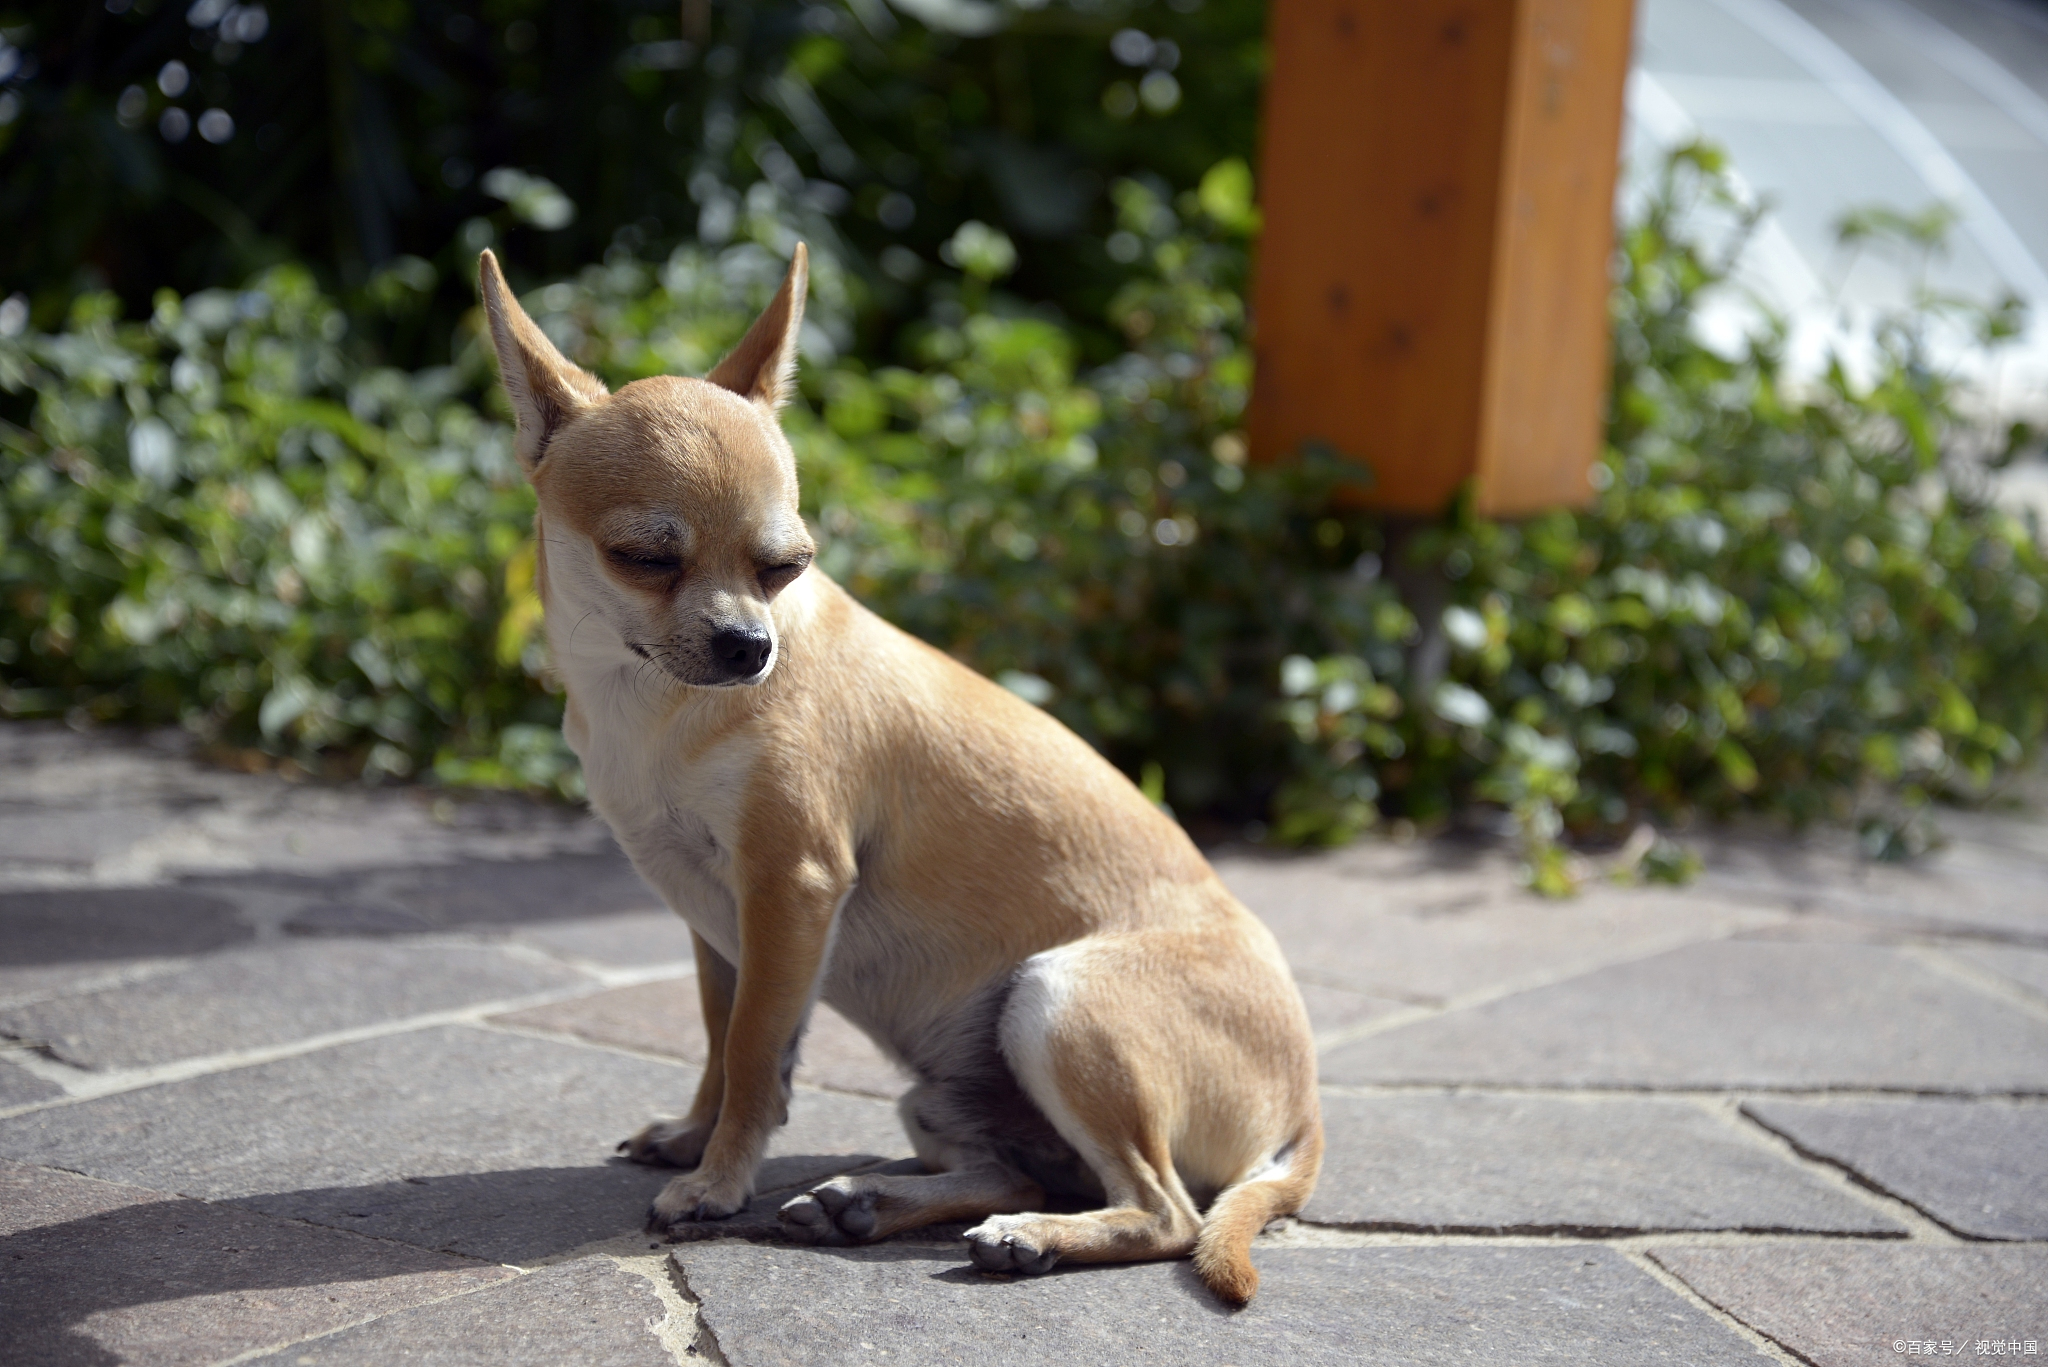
0,267,566,787
5,144,2044,890
0,0,1260,371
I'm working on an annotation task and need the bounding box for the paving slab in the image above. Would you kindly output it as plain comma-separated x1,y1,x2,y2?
1214,843,1777,1004
1950,944,2048,1004
0,1056,61,1107
497,982,910,1099
0,725,613,889
1743,1097,2048,1239
0,1025,909,1263
1295,980,1410,1040
260,854,657,938
1320,941,2048,1091
0,803,193,872
242,1257,676,1367
334,852,664,932
0,1158,513,1367
506,910,697,968
1697,830,2048,941
675,1242,1765,1366
0,723,262,816
1305,1093,1905,1234
1649,1245,2048,1367
0,884,251,1004
0,941,593,1071
496,979,710,1059
1728,915,1911,945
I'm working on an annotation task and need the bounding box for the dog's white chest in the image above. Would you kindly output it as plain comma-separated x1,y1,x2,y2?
573,704,757,967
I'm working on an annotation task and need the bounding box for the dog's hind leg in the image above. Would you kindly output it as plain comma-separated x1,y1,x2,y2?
779,1162,1042,1245
961,931,1313,1282
779,1084,1046,1244
961,1148,1200,1276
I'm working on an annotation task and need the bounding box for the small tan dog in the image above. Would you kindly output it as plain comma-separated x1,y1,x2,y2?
477,244,1321,1304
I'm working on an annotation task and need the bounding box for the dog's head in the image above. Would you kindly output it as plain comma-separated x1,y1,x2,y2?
478,246,815,689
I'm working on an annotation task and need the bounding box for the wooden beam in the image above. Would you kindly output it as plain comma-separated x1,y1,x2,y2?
1248,0,1635,517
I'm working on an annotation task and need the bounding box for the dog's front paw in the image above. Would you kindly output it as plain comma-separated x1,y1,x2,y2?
964,1216,1061,1276
647,1172,751,1235
778,1179,877,1246
618,1117,714,1169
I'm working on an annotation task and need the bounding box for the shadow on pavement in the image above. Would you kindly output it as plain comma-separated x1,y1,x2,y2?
4,1192,501,1367
6,1152,903,1365
0,850,662,968
0,886,253,967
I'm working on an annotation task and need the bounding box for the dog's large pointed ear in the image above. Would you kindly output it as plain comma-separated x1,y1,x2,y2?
477,249,608,474
707,243,808,412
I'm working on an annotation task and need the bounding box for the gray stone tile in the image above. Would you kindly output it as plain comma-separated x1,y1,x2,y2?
1743,1098,2048,1239
364,852,663,931
0,942,592,1071
496,979,709,1060
1214,843,1776,1004
0,724,612,889
0,1157,513,1367
262,853,656,937
496,982,909,1099
169,790,612,886
1649,1245,2048,1367
0,1056,60,1107
0,1025,908,1263
0,723,224,809
1697,830,2048,940
1295,980,1408,1040
1729,915,1910,945
1306,1093,1904,1234
509,910,697,968
1321,941,2048,1091
242,1257,676,1367
676,1243,1764,1365
0,885,252,1005
1951,944,2048,1004
0,804,186,871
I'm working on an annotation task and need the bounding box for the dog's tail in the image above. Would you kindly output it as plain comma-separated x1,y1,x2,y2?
1192,1121,1323,1307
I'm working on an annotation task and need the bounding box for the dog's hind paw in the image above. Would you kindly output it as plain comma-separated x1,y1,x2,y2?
618,1118,714,1169
777,1181,877,1245
964,1220,1061,1276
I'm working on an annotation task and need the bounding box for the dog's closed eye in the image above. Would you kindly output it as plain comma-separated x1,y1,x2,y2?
757,552,812,594
606,546,684,578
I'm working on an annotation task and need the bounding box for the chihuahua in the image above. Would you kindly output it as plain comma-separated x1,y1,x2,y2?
477,244,1320,1304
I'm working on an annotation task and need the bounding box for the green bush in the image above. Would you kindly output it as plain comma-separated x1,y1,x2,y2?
1274,147,2047,885
3,146,2043,887
0,270,565,786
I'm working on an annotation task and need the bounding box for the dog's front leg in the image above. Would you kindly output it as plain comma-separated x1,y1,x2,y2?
620,932,736,1168
647,849,850,1231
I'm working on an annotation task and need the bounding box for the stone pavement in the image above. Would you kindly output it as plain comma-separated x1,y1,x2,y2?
0,724,2043,1365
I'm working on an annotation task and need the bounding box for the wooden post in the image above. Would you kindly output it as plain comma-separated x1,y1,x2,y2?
1248,0,1635,517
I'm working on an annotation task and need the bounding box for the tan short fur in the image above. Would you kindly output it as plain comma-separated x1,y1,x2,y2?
477,246,1321,1304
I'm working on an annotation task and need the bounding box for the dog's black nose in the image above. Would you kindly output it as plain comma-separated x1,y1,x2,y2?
709,625,772,678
